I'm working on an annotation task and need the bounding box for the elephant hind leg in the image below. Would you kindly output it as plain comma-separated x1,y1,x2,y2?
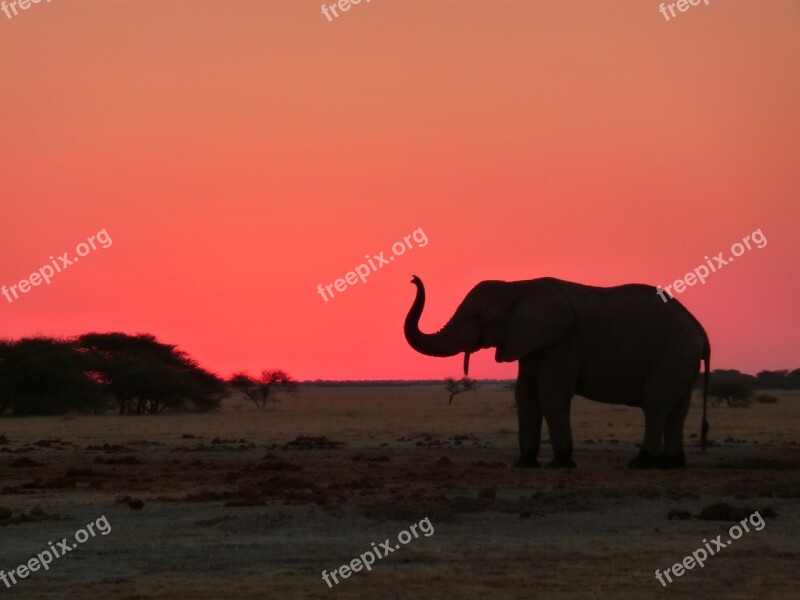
662,390,692,469
629,398,667,469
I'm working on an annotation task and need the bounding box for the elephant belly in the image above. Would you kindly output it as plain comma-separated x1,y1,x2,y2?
574,383,643,407
574,353,652,407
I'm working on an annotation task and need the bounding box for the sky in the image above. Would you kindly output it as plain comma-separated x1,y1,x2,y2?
1,0,798,380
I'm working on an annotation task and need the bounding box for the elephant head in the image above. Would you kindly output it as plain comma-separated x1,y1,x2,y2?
404,276,575,375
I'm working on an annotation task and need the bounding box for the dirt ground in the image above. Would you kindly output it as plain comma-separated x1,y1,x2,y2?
0,385,798,599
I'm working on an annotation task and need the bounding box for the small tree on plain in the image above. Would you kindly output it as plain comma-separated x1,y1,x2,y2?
229,370,298,409
444,377,477,405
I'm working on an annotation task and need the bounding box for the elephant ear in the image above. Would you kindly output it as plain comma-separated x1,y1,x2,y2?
496,281,575,362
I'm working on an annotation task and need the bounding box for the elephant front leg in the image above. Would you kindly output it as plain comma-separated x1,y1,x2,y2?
540,394,576,468
513,376,542,468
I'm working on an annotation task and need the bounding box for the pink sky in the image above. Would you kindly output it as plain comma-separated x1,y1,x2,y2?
1,0,798,379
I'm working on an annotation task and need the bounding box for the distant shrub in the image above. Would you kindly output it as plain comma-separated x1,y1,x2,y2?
709,371,754,407
754,393,779,404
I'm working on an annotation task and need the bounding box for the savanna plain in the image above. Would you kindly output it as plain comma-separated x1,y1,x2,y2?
1,385,798,599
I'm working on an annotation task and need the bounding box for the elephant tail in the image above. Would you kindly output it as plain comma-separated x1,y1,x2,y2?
701,337,711,452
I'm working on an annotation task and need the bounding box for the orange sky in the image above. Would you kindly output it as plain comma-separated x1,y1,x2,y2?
1,0,798,380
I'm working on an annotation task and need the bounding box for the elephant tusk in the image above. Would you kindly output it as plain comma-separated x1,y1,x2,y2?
463,352,471,376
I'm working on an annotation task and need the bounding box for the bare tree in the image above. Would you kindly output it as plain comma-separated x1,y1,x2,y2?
444,377,477,405
229,370,298,409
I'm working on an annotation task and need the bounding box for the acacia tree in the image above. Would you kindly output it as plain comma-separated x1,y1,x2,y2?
78,333,226,414
444,377,477,405
0,337,107,415
228,370,298,409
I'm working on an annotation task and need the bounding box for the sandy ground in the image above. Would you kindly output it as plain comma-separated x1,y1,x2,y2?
0,385,798,599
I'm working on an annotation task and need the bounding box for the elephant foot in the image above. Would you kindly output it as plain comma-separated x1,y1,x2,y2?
628,449,662,469
511,454,541,469
546,453,576,469
660,451,686,470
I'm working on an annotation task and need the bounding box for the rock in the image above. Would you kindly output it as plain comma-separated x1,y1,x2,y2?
10,457,43,467
698,502,753,521
254,459,302,471
478,486,496,499
667,509,691,520
365,455,390,463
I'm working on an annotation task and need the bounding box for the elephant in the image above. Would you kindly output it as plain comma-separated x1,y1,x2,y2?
404,276,710,469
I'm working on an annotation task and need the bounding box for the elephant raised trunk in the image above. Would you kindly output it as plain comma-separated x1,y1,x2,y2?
404,276,472,374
